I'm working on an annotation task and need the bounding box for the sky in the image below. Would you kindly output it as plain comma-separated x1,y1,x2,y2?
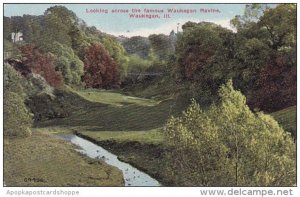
4,4,247,37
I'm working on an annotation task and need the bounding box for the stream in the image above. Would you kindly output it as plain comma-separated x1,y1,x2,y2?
59,134,161,186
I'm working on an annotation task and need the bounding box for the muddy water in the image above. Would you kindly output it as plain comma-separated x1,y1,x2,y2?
59,134,161,186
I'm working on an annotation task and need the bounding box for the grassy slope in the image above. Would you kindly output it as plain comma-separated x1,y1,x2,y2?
4,131,124,186
70,88,160,106
271,105,296,137
76,129,163,145
38,87,184,132
123,76,177,100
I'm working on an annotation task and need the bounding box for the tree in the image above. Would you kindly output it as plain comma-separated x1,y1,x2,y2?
259,4,296,50
248,53,296,112
175,22,224,81
20,44,63,87
101,36,129,80
46,41,84,85
4,63,32,137
230,4,269,30
21,15,42,43
83,43,120,88
174,22,233,105
122,36,151,59
39,6,79,50
232,4,296,112
148,34,173,60
8,15,43,44
4,17,12,41
163,80,295,186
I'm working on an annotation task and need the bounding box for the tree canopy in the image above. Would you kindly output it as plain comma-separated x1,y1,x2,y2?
83,43,120,88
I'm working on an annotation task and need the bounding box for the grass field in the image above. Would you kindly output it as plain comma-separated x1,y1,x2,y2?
4,131,124,186
76,129,163,145
71,88,160,107
271,105,296,138
38,87,185,132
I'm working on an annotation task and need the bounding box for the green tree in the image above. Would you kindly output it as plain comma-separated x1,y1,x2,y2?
22,15,42,43
148,34,173,60
4,17,12,41
174,22,233,105
230,4,269,30
39,6,79,49
47,41,84,85
163,80,295,186
232,4,296,111
175,22,222,81
101,36,129,80
122,36,151,59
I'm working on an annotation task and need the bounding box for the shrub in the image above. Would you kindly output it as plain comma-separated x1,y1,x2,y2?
4,92,33,137
163,80,295,186
4,63,32,137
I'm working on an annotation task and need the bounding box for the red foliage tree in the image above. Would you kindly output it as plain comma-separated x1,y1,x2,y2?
20,44,63,87
247,55,296,112
83,43,120,88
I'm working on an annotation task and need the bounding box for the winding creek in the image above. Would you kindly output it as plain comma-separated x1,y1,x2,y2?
59,134,161,186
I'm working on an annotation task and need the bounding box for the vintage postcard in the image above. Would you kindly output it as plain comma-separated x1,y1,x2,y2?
1,0,298,196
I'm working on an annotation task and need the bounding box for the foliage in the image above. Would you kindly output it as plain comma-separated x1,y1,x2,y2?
172,4,296,112
176,22,222,81
174,22,235,106
39,6,78,49
127,54,152,73
46,41,84,85
4,92,33,137
20,44,64,87
83,43,120,88
4,63,32,137
101,36,129,80
122,36,151,59
163,80,295,186
6,15,42,43
230,4,269,30
148,34,173,60
248,55,296,112
4,17,12,41
124,54,154,84
232,4,296,112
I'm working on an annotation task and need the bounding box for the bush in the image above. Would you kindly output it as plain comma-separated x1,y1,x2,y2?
163,80,295,186
4,63,32,137
4,92,33,137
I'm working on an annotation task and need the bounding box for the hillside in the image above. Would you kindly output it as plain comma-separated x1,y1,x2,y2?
4,131,124,186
